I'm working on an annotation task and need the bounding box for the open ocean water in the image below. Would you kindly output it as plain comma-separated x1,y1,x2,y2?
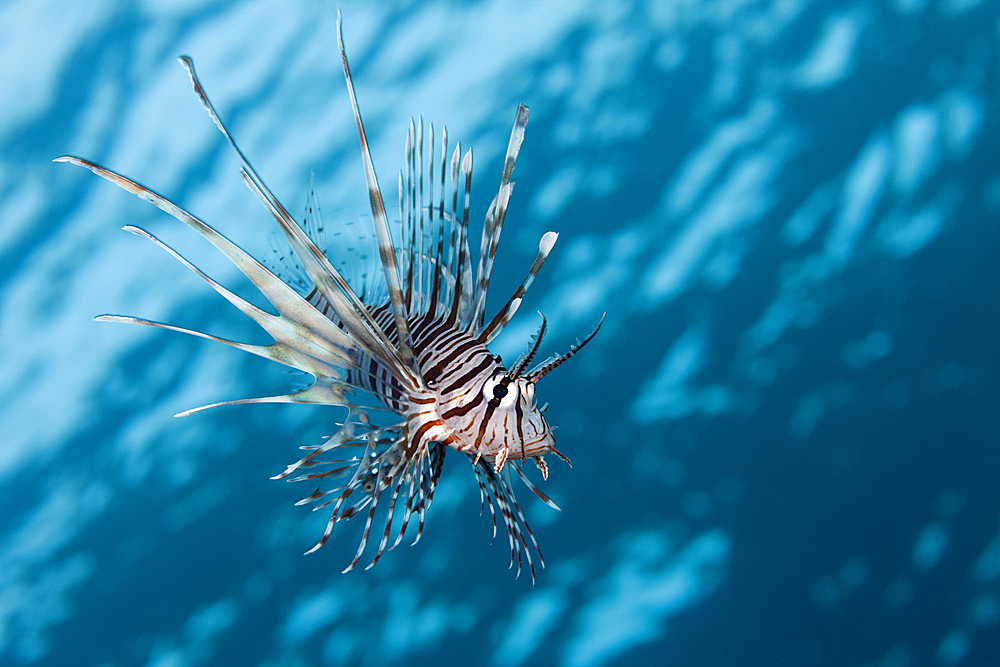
1,0,998,665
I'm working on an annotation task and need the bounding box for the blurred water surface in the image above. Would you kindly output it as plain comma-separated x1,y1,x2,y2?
1,1,998,665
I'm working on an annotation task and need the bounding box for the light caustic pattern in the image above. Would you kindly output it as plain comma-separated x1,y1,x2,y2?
0,1,997,666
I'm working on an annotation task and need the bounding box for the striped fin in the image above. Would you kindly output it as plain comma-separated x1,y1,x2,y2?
508,313,547,380
271,422,364,482
425,122,435,313
108,225,356,377
402,120,425,315
173,376,351,418
512,462,561,511
414,119,425,315
527,313,606,382
479,231,558,344
55,158,355,367
417,127,464,322
401,125,414,310
260,185,328,295
299,427,446,568
337,12,416,373
400,118,467,322
472,457,544,585
428,124,449,318
471,104,529,330
453,149,475,325
176,55,418,391
53,158,368,413
446,142,460,289
239,170,418,388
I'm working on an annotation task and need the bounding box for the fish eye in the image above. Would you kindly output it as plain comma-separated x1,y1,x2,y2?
483,374,518,408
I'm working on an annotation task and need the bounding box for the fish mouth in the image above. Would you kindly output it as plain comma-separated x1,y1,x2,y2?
523,431,556,458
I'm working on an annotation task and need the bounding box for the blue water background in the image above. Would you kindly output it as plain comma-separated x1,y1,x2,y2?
1,0,998,665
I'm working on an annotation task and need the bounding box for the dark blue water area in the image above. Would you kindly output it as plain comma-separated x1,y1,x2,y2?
2,1,999,666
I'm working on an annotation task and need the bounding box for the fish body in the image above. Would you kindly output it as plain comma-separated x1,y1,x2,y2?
57,14,601,583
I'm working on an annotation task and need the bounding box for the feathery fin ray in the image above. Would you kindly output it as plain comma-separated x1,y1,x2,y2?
337,14,416,374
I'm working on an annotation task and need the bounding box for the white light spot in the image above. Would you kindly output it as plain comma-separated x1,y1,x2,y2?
893,105,940,199
912,522,949,571
793,13,866,89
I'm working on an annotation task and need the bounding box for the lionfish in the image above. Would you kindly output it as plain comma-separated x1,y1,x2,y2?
58,15,601,583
